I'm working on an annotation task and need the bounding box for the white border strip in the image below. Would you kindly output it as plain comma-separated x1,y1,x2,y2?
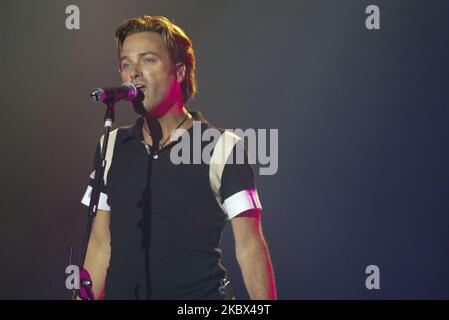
223,189,262,220
81,185,111,212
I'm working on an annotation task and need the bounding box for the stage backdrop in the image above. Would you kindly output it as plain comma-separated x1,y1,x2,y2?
0,0,448,299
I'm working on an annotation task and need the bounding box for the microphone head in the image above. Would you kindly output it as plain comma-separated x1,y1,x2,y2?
90,88,104,102
122,82,138,100
89,83,141,104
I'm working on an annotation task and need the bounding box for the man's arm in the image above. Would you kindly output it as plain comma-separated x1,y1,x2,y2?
231,209,277,300
82,210,111,300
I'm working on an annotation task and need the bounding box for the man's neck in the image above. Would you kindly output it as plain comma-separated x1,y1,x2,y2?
142,101,193,148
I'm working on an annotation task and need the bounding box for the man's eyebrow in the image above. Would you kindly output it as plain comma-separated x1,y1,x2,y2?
120,51,158,63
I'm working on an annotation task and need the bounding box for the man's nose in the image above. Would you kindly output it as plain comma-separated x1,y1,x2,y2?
130,63,143,79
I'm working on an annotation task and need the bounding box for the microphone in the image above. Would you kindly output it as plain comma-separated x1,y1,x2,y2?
90,82,141,104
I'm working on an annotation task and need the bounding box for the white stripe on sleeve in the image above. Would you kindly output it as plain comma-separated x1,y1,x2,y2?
223,189,262,220
81,185,111,212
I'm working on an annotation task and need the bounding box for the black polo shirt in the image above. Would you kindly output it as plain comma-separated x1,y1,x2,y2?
81,111,262,299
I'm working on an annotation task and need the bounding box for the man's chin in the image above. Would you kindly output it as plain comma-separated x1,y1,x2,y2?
134,104,164,118
135,98,173,118
132,99,162,117
147,107,167,118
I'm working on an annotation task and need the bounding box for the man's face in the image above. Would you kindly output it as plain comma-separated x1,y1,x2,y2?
119,32,182,116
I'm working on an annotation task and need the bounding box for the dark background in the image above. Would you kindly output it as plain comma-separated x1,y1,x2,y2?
0,0,448,299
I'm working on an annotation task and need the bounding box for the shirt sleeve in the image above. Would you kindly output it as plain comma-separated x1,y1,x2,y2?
80,142,111,211
220,140,262,220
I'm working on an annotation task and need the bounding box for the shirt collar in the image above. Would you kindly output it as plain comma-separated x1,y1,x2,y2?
121,110,208,144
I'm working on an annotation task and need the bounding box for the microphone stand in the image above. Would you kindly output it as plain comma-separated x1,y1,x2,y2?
73,104,115,300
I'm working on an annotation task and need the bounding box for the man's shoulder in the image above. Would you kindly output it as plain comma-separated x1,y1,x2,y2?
190,110,226,134
110,117,144,143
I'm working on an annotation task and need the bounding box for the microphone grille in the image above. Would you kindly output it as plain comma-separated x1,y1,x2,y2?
122,82,138,100
90,88,104,102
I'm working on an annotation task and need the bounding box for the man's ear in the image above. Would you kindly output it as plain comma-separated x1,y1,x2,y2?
176,63,186,83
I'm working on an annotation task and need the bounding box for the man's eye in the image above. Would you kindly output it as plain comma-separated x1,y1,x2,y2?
121,63,130,70
143,57,155,64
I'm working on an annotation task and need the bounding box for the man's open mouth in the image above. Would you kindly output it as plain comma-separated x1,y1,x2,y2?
135,84,146,92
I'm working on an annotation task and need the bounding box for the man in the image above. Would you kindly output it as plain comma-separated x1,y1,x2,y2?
81,15,276,300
